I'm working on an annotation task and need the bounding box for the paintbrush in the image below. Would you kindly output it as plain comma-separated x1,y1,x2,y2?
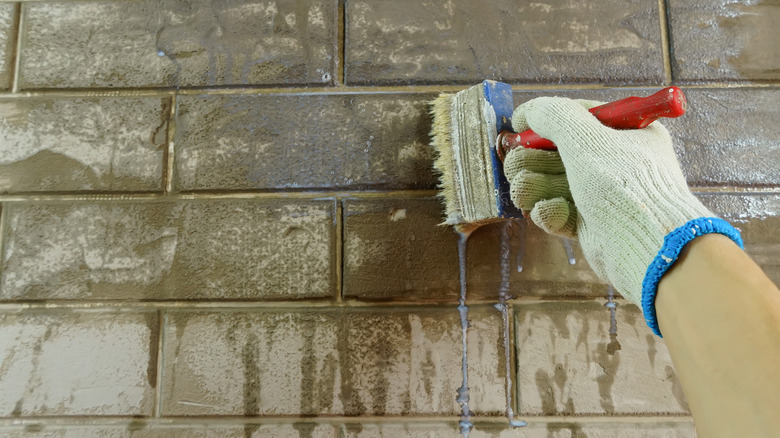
429,81,687,233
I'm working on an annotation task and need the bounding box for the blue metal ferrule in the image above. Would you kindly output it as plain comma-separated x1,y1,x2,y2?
481,80,523,220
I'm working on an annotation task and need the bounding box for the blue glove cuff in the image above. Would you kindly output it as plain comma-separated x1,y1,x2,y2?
641,217,744,337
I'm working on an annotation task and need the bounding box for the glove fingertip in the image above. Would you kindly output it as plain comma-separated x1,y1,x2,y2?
530,198,578,239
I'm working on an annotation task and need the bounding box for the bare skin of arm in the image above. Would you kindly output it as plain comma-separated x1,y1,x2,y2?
656,233,780,438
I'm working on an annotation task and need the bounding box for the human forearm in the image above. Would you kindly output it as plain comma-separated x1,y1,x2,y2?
656,234,780,438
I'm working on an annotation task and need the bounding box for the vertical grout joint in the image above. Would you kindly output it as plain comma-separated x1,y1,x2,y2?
164,93,177,194
337,0,347,87
335,198,343,302
658,0,674,85
9,2,23,93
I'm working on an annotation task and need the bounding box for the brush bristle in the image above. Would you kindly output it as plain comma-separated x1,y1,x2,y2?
429,94,462,226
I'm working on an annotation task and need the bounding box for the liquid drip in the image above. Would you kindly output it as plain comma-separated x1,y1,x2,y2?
515,219,526,273
561,238,576,265
605,286,621,354
456,232,473,437
498,222,527,428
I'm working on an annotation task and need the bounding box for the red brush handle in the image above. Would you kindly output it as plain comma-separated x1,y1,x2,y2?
497,86,687,159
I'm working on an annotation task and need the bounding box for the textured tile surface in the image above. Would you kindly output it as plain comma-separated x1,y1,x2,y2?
342,198,460,300
0,200,335,300
20,0,336,88
343,197,602,301
513,88,780,187
346,0,664,85
516,301,688,415
161,307,505,416
341,421,695,437
669,0,780,82
664,88,780,187
0,4,13,90
0,311,157,416
0,98,168,193
471,422,696,437
174,94,435,191
0,424,336,438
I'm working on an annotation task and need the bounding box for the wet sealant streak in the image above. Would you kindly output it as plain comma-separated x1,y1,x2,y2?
495,221,527,428
561,238,576,265
456,232,473,437
516,219,526,273
605,286,621,354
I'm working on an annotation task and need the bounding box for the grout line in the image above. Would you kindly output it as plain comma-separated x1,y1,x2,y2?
508,302,520,421
9,2,23,93
0,189,441,203
336,0,346,87
658,0,673,85
0,82,776,100
334,199,344,302
0,415,695,428
0,297,634,313
0,203,6,279
164,93,177,194
153,310,165,418
0,186,777,204
690,186,780,194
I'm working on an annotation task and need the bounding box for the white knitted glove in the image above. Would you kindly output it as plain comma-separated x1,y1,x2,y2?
503,97,742,335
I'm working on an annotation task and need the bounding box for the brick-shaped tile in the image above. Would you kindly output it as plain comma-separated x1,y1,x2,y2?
668,0,780,82
340,421,695,437
174,94,436,191
0,423,336,438
516,301,689,415
473,421,695,438
0,311,157,416
346,0,664,85
665,88,780,187
161,307,505,416
343,198,602,301
0,98,168,193
0,4,13,90
342,198,459,300
20,0,336,88
1,200,336,300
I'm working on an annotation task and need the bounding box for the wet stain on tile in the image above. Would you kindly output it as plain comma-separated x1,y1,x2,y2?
0,98,167,193
241,333,261,437
21,0,337,88
175,94,436,192
669,0,780,82
517,301,689,415
346,0,664,85
1,199,335,301
535,369,556,415
127,417,147,432
666,365,690,412
594,341,620,414
0,4,14,90
546,422,587,438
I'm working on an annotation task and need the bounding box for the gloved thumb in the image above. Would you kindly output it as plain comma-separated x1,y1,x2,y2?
523,97,615,154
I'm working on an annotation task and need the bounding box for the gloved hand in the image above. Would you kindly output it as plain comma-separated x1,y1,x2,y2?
503,97,743,335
